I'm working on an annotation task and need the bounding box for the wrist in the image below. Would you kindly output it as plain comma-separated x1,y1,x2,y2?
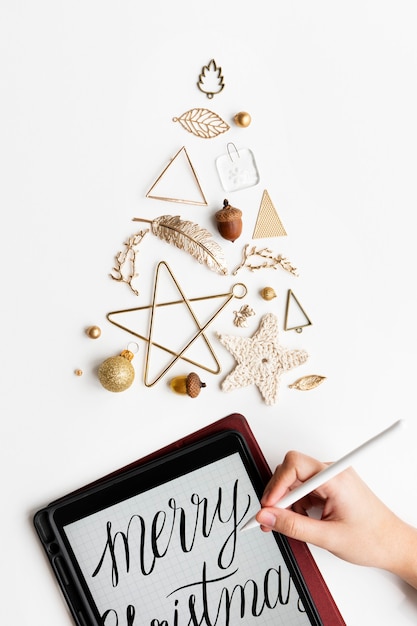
384,518,417,589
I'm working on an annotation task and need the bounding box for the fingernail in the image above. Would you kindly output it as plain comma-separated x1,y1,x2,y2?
257,511,276,528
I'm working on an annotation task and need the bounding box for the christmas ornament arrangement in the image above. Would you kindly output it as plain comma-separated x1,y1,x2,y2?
77,58,325,405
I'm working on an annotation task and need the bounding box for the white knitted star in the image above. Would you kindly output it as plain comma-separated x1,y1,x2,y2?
217,313,308,405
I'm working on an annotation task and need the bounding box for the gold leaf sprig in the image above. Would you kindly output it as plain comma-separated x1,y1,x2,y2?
133,215,228,275
233,304,256,328
110,230,149,295
232,244,299,276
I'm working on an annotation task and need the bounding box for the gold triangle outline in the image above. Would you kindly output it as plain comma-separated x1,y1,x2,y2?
106,262,247,386
252,189,287,239
145,146,208,206
284,289,312,333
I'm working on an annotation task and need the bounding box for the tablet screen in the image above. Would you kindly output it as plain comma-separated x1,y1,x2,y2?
36,432,322,625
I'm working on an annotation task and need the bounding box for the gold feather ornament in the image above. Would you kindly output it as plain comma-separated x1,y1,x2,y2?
132,215,228,275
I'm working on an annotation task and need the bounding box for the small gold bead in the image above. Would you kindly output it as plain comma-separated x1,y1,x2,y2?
74,369,83,376
86,325,101,339
260,287,277,301
234,111,251,128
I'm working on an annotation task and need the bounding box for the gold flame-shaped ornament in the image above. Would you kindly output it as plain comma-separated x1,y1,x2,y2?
288,375,326,391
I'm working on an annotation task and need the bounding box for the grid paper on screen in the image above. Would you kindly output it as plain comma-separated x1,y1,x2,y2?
64,453,313,625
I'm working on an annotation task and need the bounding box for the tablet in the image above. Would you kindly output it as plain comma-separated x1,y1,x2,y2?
34,429,324,626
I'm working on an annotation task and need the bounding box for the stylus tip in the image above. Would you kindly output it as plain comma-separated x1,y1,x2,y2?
240,516,259,532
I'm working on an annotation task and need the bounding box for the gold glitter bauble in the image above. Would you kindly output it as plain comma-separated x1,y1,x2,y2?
98,350,135,392
86,325,101,339
234,111,251,128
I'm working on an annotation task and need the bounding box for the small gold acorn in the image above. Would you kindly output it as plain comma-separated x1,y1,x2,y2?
169,372,206,398
260,287,277,301
215,199,243,242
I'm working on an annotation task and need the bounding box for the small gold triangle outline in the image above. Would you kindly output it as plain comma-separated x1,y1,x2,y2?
146,146,208,206
284,289,312,333
252,189,287,238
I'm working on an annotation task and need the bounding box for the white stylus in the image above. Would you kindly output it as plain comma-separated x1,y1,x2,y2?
241,419,405,532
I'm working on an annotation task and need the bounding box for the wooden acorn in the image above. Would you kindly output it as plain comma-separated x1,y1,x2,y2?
169,372,206,398
215,199,242,242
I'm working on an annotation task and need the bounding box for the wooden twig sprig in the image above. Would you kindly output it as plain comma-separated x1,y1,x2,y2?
232,244,299,277
133,215,228,275
110,230,149,295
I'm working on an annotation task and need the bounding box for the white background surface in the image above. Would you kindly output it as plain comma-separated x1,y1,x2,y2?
1,1,417,624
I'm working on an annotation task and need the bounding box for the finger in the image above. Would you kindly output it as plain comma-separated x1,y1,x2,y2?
261,451,328,507
256,506,336,549
292,493,325,516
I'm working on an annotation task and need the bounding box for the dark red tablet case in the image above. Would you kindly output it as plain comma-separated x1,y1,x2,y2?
36,413,345,625
71,413,345,625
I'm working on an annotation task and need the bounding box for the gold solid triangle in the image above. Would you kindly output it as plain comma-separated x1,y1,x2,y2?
252,189,287,238
146,146,208,206
284,290,312,333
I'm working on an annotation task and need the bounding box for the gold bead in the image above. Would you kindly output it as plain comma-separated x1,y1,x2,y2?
260,287,277,301
86,325,101,339
74,369,83,376
98,352,135,392
234,111,251,128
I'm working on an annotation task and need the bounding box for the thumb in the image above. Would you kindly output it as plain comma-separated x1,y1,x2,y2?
257,507,329,547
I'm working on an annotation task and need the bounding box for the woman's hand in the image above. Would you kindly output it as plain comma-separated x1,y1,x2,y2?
256,451,417,588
